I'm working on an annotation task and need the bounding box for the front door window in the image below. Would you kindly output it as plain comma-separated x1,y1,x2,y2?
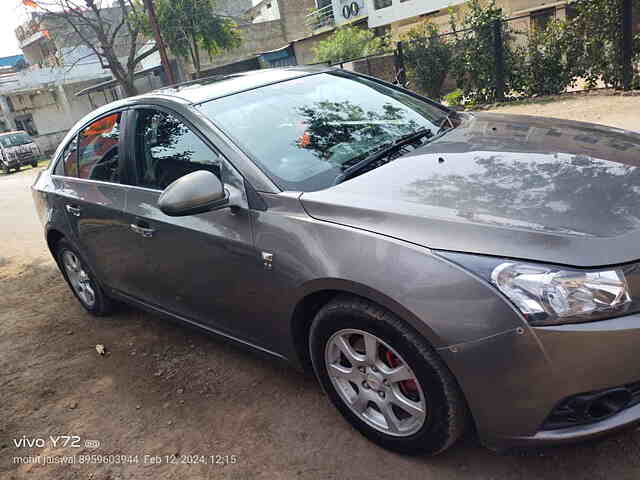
134,109,222,190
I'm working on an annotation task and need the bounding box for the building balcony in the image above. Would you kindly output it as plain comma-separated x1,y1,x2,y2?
15,17,45,49
305,4,335,31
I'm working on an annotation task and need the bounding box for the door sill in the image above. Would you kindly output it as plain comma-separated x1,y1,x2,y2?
109,289,288,362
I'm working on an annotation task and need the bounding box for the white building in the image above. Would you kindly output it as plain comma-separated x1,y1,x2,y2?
0,46,114,154
365,0,579,38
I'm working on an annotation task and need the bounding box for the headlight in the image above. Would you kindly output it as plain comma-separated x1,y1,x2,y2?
491,262,631,325
437,252,635,326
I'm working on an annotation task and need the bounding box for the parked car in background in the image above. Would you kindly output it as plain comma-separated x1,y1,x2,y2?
32,67,640,455
0,130,41,174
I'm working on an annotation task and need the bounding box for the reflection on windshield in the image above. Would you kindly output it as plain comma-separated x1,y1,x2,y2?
199,72,446,191
0,133,32,148
295,100,419,167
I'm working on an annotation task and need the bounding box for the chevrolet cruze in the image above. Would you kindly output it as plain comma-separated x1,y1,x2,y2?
32,67,640,455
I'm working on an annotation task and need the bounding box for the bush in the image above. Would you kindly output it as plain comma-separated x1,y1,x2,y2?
447,0,524,104
396,0,640,104
313,26,388,64
402,22,452,99
519,20,578,96
566,0,640,89
442,88,463,106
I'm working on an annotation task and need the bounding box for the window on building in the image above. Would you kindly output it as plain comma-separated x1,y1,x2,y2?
373,25,391,37
566,3,579,21
15,114,38,136
77,112,123,182
374,0,392,9
316,0,332,8
531,7,555,31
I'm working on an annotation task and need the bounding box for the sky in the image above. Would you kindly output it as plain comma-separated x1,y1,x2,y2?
1,1,28,58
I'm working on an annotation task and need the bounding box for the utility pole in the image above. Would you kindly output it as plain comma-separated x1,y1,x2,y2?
621,0,633,91
142,0,175,86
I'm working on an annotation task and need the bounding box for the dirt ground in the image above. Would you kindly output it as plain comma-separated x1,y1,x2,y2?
487,92,640,132
2,95,640,480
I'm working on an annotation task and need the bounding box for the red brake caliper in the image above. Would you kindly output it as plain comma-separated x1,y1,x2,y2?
385,350,417,396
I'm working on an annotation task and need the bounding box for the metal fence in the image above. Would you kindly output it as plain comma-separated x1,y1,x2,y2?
311,0,636,103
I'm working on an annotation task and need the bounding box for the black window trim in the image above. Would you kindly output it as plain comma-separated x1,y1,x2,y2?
51,108,131,186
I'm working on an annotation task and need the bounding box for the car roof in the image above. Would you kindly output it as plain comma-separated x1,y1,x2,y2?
73,66,340,127
139,65,333,105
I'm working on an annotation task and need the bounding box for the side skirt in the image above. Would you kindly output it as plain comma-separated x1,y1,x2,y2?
108,288,290,363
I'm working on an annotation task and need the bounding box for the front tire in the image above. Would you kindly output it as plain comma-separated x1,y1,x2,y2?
310,295,467,456
55,239,112,316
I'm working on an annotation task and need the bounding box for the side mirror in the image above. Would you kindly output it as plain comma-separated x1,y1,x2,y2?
158,170,228,217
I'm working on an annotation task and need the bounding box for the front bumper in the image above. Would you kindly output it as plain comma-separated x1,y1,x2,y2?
2,154,36,168
439,313,640,449
2,158,19,168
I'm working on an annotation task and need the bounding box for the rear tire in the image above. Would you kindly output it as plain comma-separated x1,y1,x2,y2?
55,239,112,316
310,295,467,456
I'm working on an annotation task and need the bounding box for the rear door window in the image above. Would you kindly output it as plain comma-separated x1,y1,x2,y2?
77,113,123,183
55,136,79,177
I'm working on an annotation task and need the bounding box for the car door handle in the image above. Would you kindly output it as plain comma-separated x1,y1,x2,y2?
130,223,155,238
66,204,81,217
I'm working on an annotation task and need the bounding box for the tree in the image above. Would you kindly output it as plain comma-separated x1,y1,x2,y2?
447,0,524,104
313,26,388,64
28,0,159,97
133,0,241,79
402,22,452,99
519,19,578,97
565,0,640,89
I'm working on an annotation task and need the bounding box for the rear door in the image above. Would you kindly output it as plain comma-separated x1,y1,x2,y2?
52,110,134,289
117,106,261,335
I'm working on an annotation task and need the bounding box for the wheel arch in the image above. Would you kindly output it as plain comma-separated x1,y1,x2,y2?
289,279,442,372
46,228,66,257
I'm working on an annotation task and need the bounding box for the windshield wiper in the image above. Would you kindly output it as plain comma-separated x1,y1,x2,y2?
333,128,432,185
437,110,458,134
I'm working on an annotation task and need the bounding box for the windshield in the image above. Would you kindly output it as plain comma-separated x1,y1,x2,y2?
198,72,448,191
0,132,33,148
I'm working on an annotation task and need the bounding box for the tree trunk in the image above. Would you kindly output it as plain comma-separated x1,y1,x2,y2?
106,54,139,97
120,77,138,97
192,35,201,78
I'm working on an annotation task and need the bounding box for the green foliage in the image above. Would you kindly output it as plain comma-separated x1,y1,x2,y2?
398,0,640,105
402,22,452,99
133,0,241,77
566,0,640,89
442,88,463,106
447,0,523,104
519,20,578,96
313,26,388,63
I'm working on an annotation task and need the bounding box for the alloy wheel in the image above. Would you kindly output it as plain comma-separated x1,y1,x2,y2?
324,328,427,437
62,250,96,308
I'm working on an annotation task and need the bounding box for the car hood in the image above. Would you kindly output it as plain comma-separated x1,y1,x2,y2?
300,112,640,267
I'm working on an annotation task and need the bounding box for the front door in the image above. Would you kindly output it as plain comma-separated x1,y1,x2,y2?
119,108,260,336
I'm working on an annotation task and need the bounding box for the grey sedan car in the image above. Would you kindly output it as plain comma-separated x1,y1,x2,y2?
32,67,640,455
